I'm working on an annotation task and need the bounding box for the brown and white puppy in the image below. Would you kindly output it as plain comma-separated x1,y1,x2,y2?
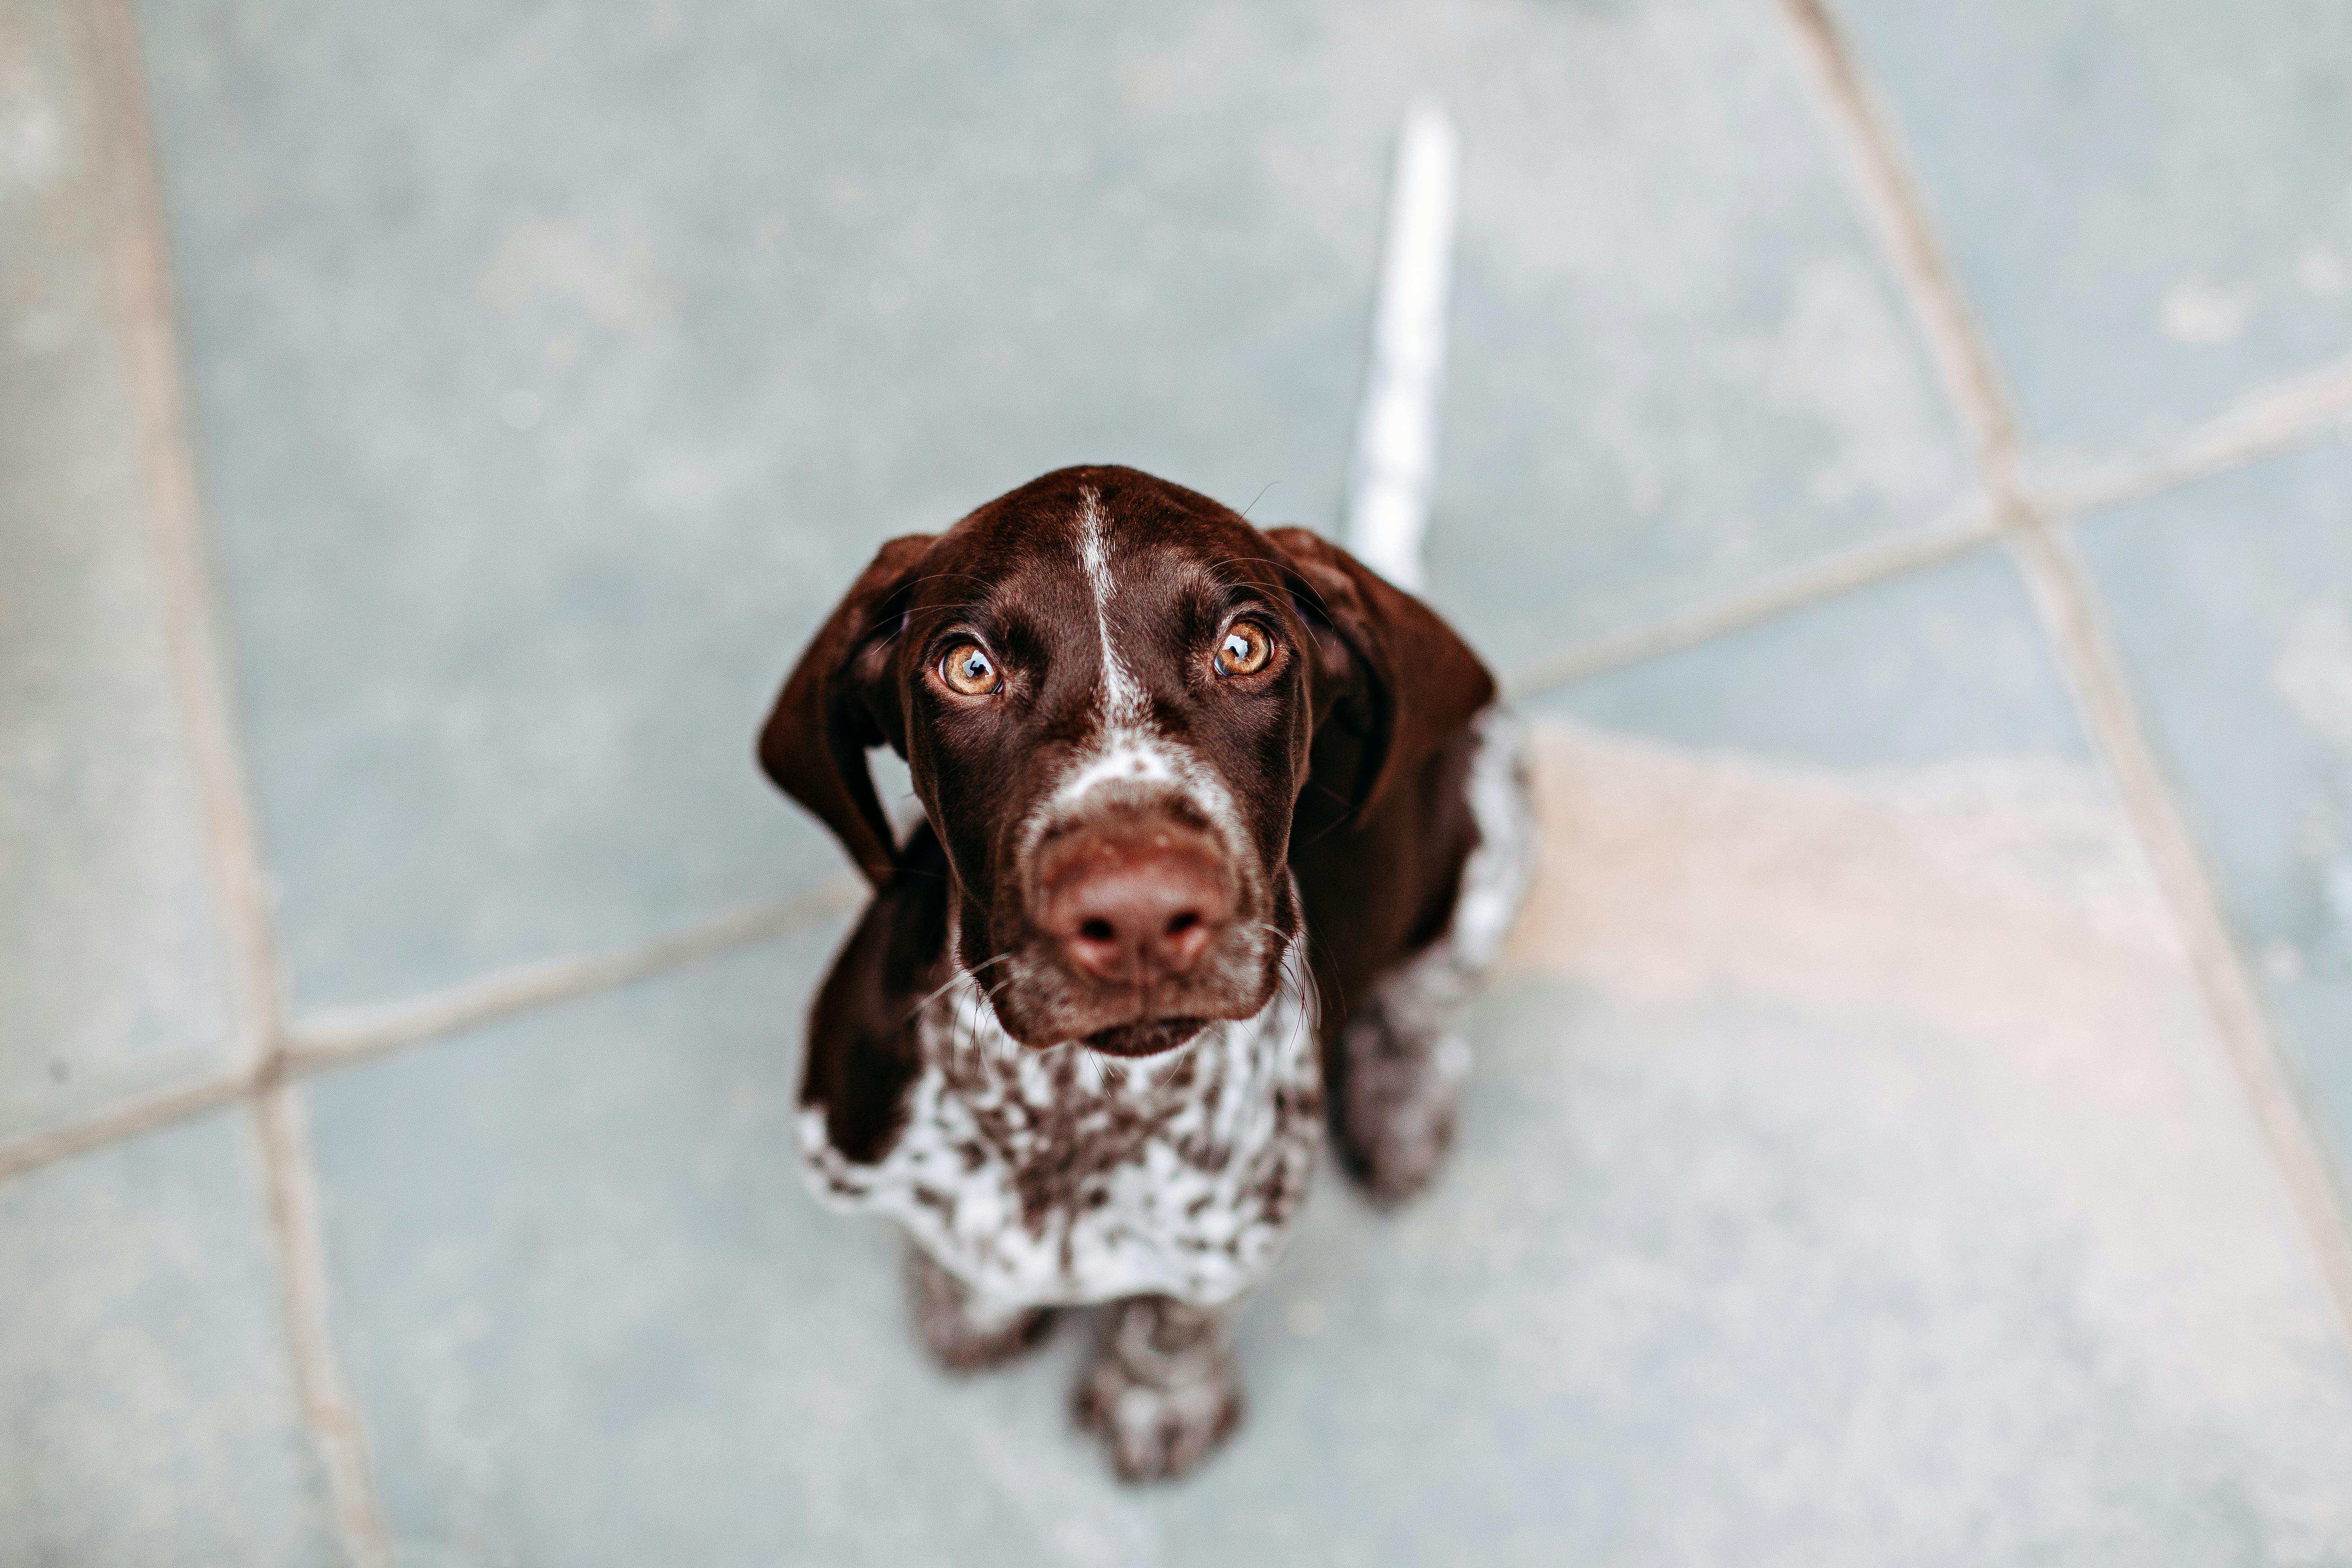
759,464,1532,1480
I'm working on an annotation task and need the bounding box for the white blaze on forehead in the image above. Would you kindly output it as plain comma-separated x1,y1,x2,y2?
1043,487,1253,869
1056,487,1184,806
1058,737,1181,800
1076,487,1148,729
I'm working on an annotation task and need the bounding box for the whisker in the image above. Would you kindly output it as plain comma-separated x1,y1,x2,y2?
970,972,1020,1066
1148,1040,1189,1093
904,951,1010,1030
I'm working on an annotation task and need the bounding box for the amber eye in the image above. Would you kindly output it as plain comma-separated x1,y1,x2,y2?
1214,619,1273,677
938,642,1001,696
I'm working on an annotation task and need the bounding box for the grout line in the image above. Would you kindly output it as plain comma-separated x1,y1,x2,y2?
1776,0,2021,477
0,879,864,1186
281,879,865,1071
2010,525,2352,1324
1776,0,2352,1333
2023,354,2352,521
1501,497,1998,702
254,1084,393,1568
0,1071,255,1186
89,4,389,1560
91,0,280,1071
1496,347,2349,711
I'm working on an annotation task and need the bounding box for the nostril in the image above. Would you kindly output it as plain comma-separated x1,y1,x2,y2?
1040,821,1231,982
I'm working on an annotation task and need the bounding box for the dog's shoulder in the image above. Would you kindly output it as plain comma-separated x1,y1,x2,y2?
801,825,950,1163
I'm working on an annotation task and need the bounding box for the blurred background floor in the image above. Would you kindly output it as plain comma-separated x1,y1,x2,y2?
5,0,2352,1563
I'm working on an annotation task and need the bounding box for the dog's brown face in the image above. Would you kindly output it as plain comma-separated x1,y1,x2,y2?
761,465,1493,1057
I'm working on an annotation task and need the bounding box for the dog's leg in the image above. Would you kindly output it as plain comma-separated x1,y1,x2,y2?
1336,954,1475,1205
1340,707,1537,1204
906,1245,1053,1370
1074,1294,1243,1481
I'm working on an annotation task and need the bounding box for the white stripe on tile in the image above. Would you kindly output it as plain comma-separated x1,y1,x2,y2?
1346,99,1459,592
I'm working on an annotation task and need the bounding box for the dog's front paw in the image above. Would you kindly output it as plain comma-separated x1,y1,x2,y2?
907,1246,1054,1371
1074,1297,1241,1481
1339,1015,1469,1205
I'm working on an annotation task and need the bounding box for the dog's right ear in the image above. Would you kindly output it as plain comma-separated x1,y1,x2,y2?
757,534,936,889
1265,526,1494,824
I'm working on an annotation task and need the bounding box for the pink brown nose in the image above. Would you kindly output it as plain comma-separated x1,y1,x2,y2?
1039,825,1232,984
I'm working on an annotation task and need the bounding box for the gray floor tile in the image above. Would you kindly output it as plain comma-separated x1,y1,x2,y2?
131,0,1969,1013
0,1110,339,1566
1422,0,1973,671
1534,545,2091,768
1828,0,2352,453
0,2,247,1141
2075,440,2352,1197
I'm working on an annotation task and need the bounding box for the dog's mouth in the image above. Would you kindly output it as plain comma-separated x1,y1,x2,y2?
1081,1017,1210,1059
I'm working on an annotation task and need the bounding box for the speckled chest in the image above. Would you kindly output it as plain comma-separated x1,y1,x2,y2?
799,944,1323,1311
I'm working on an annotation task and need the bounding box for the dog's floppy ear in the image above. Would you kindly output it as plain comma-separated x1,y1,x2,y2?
1266,527,1495,820
758,534,936,889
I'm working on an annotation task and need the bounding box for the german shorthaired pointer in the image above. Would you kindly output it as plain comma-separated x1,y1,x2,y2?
760,464,1533,1480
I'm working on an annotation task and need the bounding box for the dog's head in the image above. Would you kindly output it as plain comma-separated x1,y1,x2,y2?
760,465,1491,1057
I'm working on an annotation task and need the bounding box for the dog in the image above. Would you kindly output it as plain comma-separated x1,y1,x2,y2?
759,464,1533,1480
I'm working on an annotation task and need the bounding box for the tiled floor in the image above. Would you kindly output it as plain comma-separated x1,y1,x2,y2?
0,1112,336,1566
1824,0,2352,455
6,0,2352,1563
2077,446,2352,1232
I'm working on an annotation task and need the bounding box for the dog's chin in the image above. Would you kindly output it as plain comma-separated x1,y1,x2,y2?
1081,1018,1209,1059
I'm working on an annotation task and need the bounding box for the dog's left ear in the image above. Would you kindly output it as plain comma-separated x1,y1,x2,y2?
758,534,936,889
1266,526,1495,820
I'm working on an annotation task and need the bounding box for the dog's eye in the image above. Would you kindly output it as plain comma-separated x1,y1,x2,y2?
1214,620,1273,677
938,642,1001,696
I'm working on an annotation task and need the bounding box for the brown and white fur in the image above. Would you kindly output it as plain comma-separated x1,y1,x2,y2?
759,465,1532,1480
